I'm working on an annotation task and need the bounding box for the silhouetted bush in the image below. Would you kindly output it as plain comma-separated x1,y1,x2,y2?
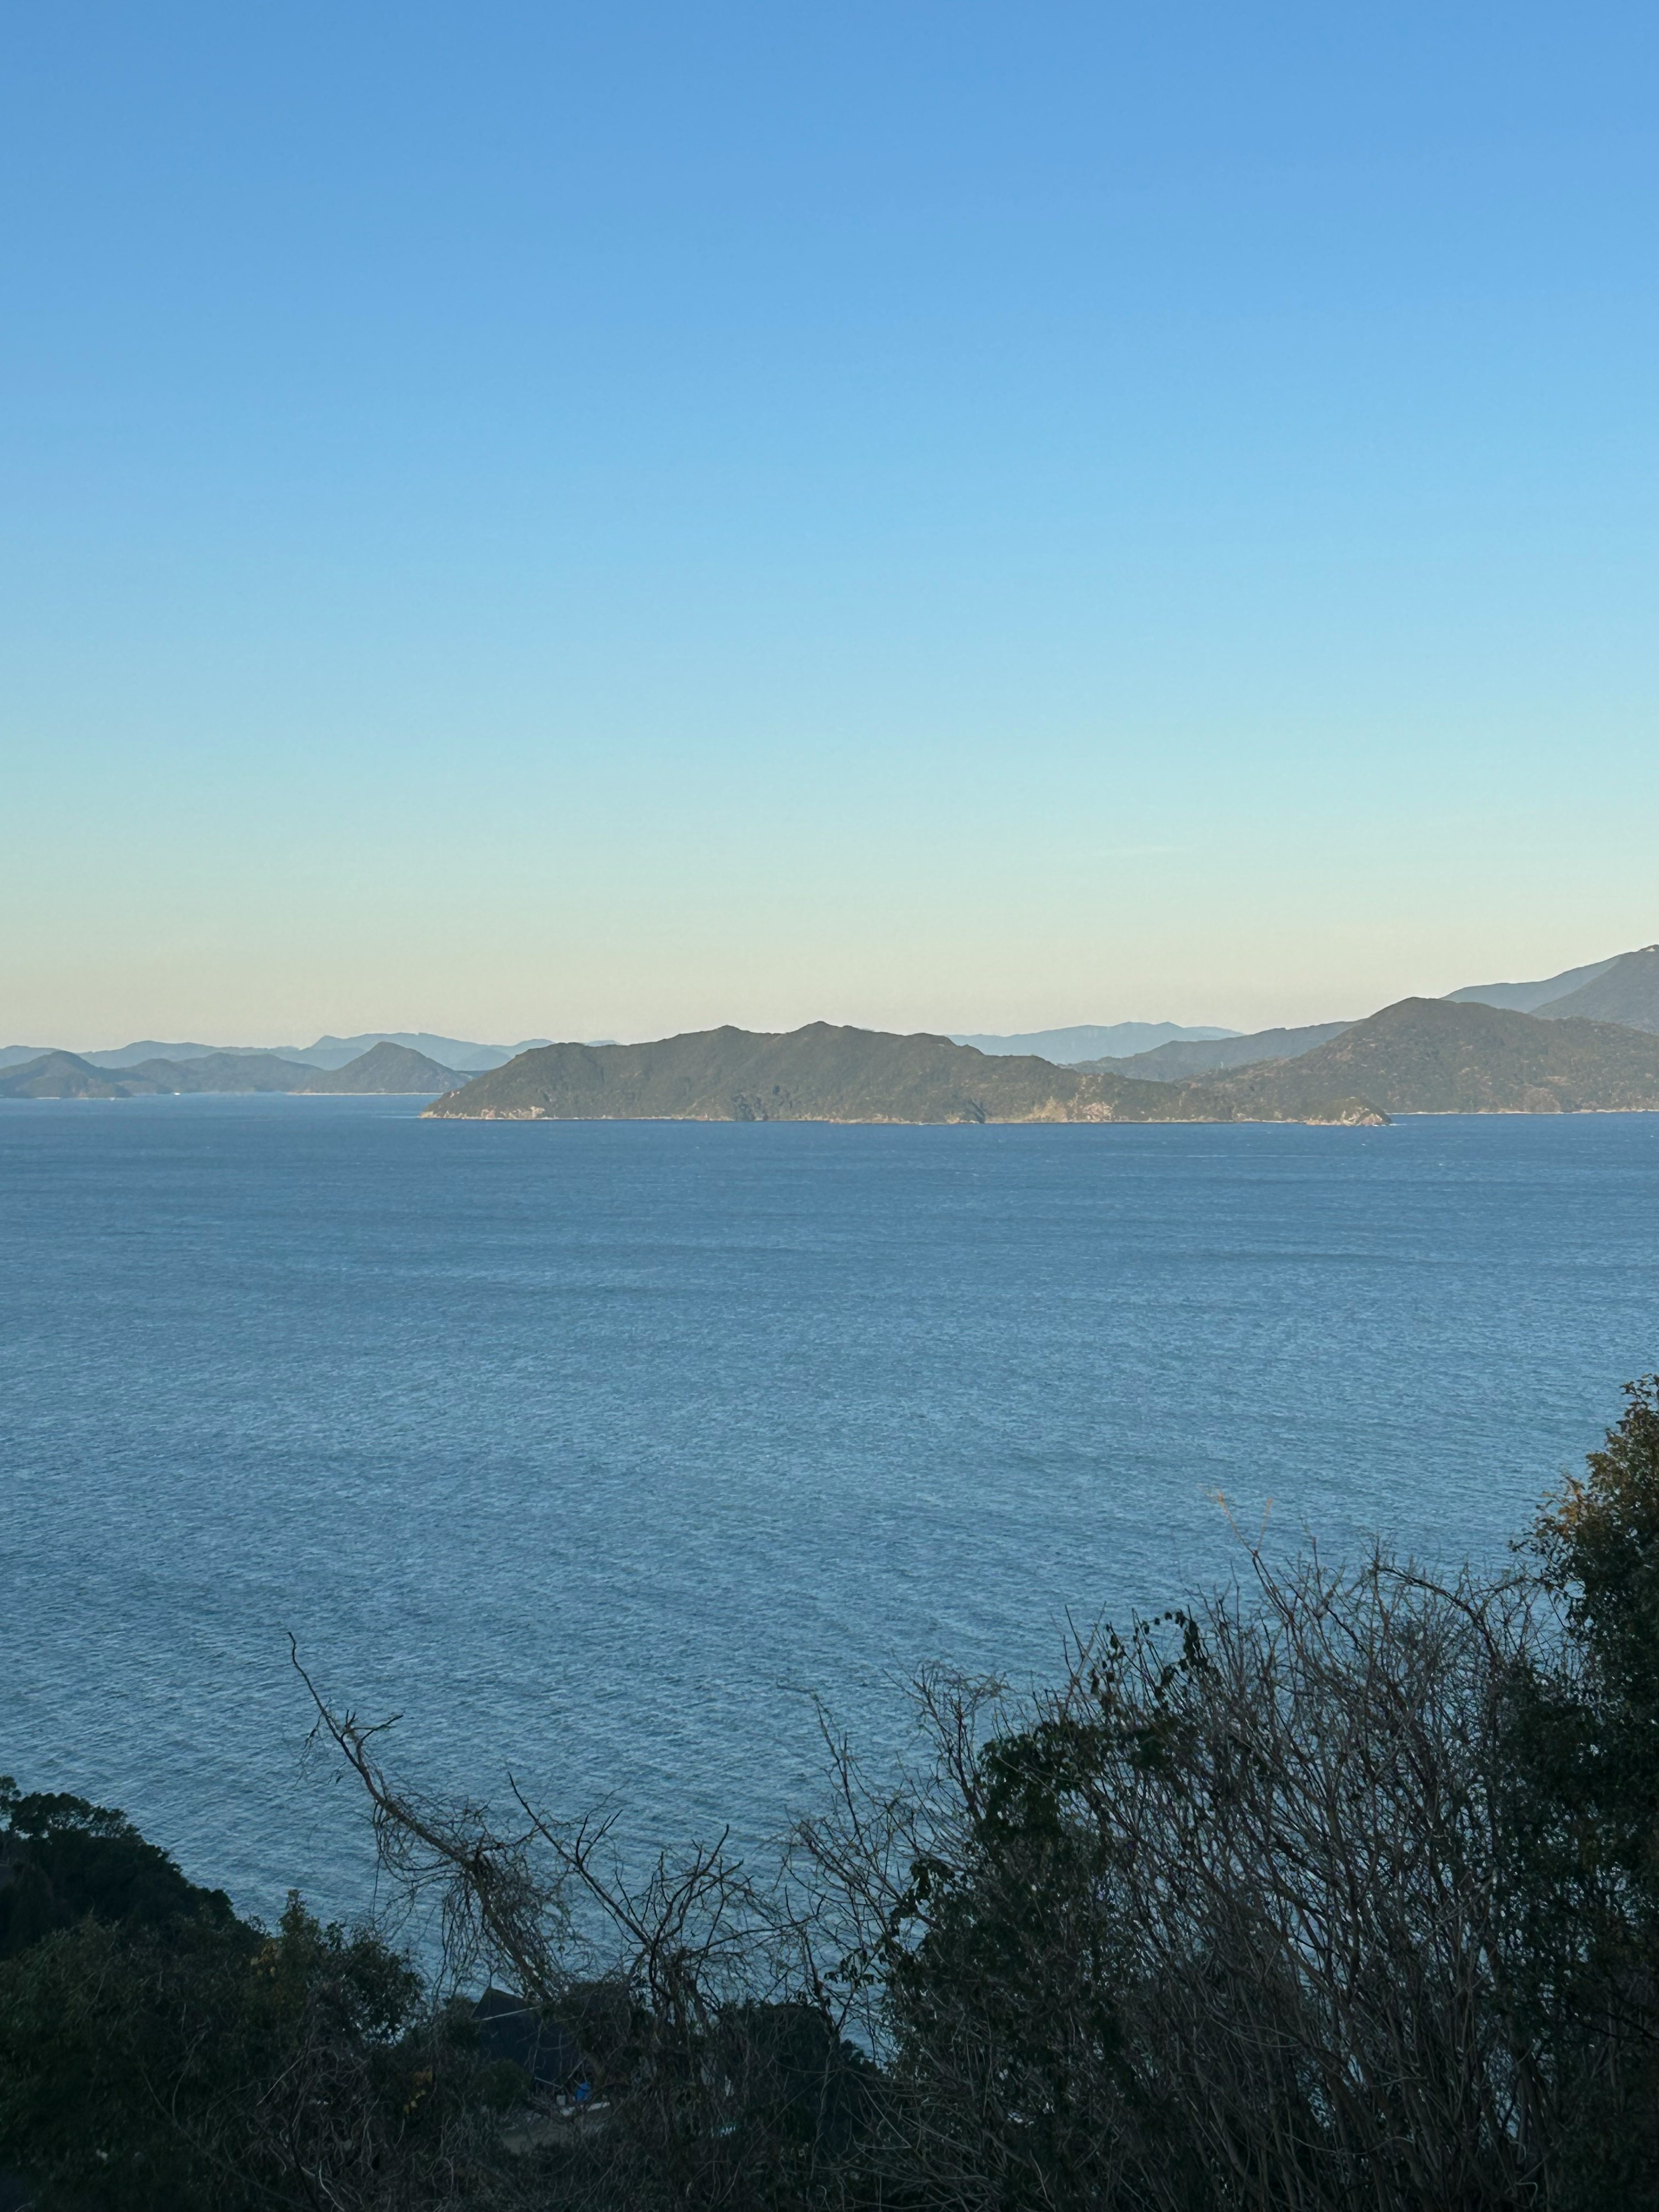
0,1782,239,1964
0,1806,523,2212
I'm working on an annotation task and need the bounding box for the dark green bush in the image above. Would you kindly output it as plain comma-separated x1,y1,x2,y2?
0,1781,239,1963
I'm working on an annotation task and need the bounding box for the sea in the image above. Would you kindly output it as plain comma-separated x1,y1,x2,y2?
3,1096,1657,1924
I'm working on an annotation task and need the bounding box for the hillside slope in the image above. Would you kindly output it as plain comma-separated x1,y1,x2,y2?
130,1044,458,1093
950,1021,1236,1062
0,1043,458,1097
299,1030,550,1070
1533,945,1659,1033
1198,998,1659,1116
1084,1021,1355,1080
0,1051,131,1100
84,1039,323,1068
292,1043,460,1093
1445,952,1621,1012
124,1051,322,1092
424,1024,1383,1125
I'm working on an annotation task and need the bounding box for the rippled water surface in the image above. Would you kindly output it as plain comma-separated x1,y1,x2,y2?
3,1098,1657,1917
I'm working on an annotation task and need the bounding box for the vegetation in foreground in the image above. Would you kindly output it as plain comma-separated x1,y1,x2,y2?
6,1382,1659,2209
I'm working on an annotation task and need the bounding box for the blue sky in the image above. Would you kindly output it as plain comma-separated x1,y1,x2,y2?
3,2,1656,1045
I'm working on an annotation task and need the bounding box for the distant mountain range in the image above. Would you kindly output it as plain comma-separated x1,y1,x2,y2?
294,1031,553,1071
950,1021,1237,1061
10,944,1659,1121
1188,998,1659,1117
421,1023,1384,1126
1443,953,1623,1013
0,1031,551,1074
0,1052,133,1100
947,948,1659,1078
1084,944,1659,1080
1528,945,1659,1032
1085,1022,1357,1080
422,992,1659,1127
0,1041,461,1100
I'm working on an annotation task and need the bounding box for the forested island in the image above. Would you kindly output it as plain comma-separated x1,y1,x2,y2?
423,997,1659,1124
422,1020,1386,1125
6,1380,1659,2211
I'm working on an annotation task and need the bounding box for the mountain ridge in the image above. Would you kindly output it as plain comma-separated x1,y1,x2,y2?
1532,945,1659,1034
426,1001,1659,1125
1445,953,1622,1013
299,1031,551,1071
1193,998,1659,1116
289,1043,463,1092
1084,1021,1357,1080
423,1022,1382,1126
0,1031,551,1073
16,1001,1659,1120
0,1042,461,1098
950,1021,1237,1062
0,1051,133,1100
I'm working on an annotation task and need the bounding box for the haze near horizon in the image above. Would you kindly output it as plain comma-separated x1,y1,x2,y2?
3,3,1656,1045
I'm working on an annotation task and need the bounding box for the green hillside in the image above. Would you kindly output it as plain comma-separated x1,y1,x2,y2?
1534,944,1659,1033
1444,951,1621,1011
1082,1020,1355,1080
423,1023,1383,1125
1197,997,1659,1116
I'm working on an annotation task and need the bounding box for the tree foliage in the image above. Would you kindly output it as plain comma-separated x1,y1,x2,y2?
0,1780,238,1963
0,1794,510,2209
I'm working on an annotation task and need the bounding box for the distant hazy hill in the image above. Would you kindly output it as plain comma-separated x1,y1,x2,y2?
0,1051,130,1100
0,1042,458,1097
1195,998,1659,1116
1531,945,1659,1034
0,1031,554,1072
424,1023,1382,1126
951,1021,1236,1062
300,1031,552,1071
82,1039,325,1070
291,1043,461,1092
123,1051,323,1093
1084,1021,1357,1080
1444,952,1621,1013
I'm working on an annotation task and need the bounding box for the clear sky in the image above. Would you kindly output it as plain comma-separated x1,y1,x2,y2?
3,2,1656,1047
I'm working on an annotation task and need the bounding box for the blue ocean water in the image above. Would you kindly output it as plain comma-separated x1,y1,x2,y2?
3,1096,1657,1923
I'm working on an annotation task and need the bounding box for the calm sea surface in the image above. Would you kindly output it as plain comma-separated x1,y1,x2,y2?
3,1097,1658,1920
